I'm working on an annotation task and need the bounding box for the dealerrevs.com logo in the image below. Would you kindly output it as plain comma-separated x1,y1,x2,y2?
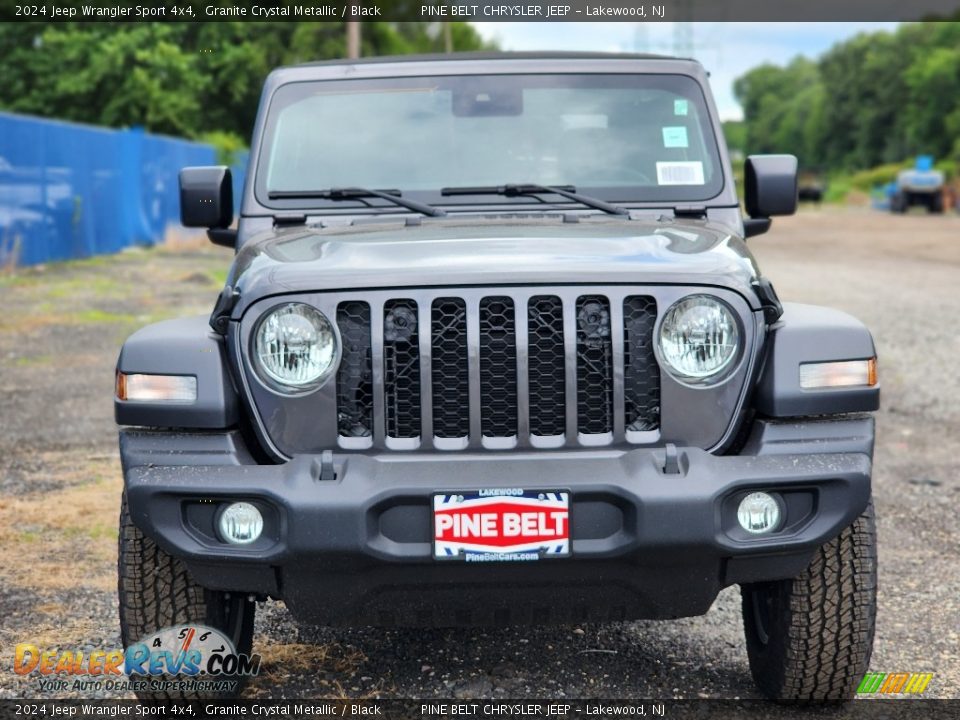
857,672,934,695
14,624,260,694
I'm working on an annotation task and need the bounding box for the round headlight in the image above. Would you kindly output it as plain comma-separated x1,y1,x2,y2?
659,295,740,382
254,303,338,391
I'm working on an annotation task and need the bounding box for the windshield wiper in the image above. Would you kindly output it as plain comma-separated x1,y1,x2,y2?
268,187,446,217
441,183,630,216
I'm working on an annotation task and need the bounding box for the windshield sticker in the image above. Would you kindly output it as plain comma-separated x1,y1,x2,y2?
656,161,705,186
562,113,608,129
662,126,689,148
674,99,689,116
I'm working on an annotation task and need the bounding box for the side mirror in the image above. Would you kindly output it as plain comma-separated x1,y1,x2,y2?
179,167,235,245
743,155,798,238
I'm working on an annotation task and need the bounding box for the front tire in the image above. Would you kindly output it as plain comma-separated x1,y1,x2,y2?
930,192,944,214
118,494,256,699
740,500,877,701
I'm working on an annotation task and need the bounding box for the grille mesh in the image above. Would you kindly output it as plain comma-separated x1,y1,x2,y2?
431,298,469,438
335,301,373,438
528,296,566,436
575,295,614,435
623,296,660,433
479,297,518,437
383,299,421,439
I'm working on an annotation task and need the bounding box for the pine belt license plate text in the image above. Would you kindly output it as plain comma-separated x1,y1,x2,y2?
433,489,570,561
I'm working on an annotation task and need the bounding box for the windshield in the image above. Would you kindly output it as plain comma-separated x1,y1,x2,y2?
257,73,725,209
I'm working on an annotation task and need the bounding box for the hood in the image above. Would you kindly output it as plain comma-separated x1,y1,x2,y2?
229,216,762,316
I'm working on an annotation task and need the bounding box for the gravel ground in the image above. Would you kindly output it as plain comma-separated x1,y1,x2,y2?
0,208,957,704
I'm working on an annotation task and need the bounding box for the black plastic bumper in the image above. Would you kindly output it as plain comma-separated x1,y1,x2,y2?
120,417,874,626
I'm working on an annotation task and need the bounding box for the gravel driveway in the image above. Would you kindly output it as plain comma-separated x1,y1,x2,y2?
0,208,957,702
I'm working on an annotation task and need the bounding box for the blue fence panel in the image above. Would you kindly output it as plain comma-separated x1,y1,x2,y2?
0,112,245,267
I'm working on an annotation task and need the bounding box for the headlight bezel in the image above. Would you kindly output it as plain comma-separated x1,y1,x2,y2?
656,294,743,386
250,301,341,395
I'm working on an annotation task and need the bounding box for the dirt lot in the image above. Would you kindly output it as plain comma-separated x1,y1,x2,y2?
0,208,958,702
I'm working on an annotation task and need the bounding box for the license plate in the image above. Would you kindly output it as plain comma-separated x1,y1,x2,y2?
433,489,570,561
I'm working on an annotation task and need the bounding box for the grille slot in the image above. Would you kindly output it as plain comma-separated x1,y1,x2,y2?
431,298,469,438
479,297,518,438
623,296,660,433
335,301,373,438
575,295,614,435
528,296,566,436
383,299,421,439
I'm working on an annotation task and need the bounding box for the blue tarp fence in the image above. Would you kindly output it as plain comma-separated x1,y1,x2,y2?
0,111,246,267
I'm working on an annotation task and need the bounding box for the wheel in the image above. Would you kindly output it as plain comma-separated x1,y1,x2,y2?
890,193,907,213
740,500,877,701
930,192,944,214
118,494,256,699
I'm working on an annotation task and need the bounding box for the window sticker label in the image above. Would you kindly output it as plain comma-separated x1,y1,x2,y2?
656,161,705,186
662,126,689,148
674,99,689,116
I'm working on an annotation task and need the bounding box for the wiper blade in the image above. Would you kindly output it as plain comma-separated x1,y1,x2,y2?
268,187,446,217
441,183,630,216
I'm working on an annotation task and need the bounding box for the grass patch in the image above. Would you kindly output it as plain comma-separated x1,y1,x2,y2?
44,276,131,300
0,308,176,335
0,460,121,594
14,355,53,367
69,309,141,325
255,642,366,676
823,157,959,204
87,522,118,541
249,642,369,699
0,615,108,657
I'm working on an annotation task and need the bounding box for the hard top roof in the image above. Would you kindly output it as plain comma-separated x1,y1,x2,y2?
268,51,706,85
293,51,693,67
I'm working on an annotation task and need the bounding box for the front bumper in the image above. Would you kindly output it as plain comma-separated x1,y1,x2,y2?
121,417,873,626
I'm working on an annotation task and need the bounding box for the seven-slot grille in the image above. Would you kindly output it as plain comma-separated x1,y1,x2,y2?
335,292,660,449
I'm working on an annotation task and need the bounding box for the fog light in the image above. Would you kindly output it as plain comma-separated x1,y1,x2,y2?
218,502,263,545
737,492,781,534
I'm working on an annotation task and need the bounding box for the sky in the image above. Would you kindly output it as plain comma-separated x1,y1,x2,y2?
472,22,899,120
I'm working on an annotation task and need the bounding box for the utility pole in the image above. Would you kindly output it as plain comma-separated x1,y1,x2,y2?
443,23,453,53
346,21,361,59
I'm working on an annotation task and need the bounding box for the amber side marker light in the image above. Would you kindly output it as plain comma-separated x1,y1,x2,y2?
799,358,877,390
116,372,197,403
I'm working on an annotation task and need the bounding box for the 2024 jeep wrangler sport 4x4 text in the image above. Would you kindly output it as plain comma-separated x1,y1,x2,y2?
115,53,880,701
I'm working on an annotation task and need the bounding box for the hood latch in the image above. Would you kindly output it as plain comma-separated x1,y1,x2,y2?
753,277,783,324
209,285,240,335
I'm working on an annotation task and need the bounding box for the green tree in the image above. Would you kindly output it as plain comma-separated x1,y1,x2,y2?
903,46,960,157
734,21,960,173
0,22,495,141
733,57,823,167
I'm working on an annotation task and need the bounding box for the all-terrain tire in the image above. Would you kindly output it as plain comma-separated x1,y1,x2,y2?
930,192,944,214
118,494,255,699
740,500,877,701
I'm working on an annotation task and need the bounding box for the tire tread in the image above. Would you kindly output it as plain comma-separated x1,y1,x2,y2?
742,501,877,700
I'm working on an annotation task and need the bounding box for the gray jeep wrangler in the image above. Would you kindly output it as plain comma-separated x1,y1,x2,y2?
115,53,880,701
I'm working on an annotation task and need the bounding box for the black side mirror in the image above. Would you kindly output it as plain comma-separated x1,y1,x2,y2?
179,167,234,245
743,155,798,238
